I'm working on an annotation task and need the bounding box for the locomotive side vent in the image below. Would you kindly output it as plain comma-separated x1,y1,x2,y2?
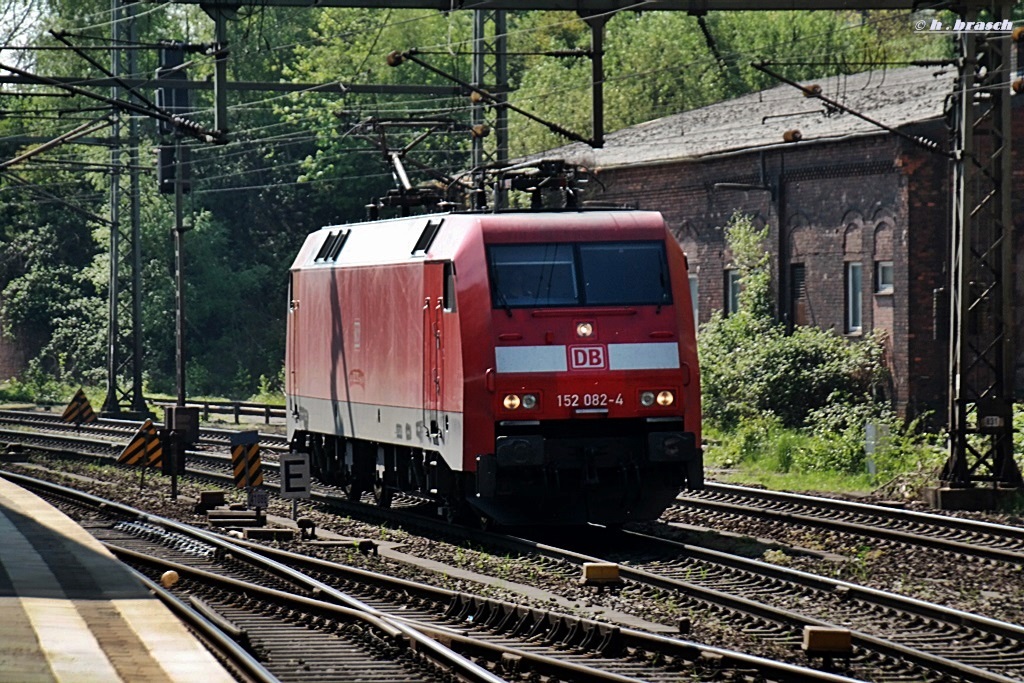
412,218,444,256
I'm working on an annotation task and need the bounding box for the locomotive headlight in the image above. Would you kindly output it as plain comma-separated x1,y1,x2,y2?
656,390,675,406
640,391,656,407
576,322,594,338
503,394,522,410
521,394,538,409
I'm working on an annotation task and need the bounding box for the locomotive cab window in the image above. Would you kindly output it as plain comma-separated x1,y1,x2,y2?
488,244,578,307
579,242,671,306
487,241,671,309
443,261,457,312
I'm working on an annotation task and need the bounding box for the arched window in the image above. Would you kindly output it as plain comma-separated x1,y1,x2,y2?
843,220,864,334
873,222,894,294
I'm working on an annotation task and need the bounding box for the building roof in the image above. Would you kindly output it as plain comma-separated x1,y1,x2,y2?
537,65,957,168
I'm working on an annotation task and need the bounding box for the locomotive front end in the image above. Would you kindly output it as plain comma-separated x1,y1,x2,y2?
472,213,702,526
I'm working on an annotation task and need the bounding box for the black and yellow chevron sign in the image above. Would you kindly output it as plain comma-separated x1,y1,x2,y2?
118,419,162,469
61,388,98,425
230,430,262,488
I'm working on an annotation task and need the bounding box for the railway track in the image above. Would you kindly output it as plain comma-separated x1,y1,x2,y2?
4,414,1024,681
7,409,1023,567
19,475,502,683
611,528,1024,681
471,523,1024,683
0,409,290,458
4,471,857,683
672,482,1024,565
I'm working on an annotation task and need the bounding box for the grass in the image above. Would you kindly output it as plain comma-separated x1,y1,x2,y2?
708,464,876,495
703,421,948,498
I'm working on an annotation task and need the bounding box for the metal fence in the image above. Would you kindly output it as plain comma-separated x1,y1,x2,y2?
147,398,286,424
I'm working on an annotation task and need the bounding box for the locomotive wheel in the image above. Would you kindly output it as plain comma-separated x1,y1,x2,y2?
344,481,364,502
372,478,393,508
444,501,463,525
444,495,473,525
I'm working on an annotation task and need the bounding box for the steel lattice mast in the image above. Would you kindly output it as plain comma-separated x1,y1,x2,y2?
103,0,146,417
942,1,1022,492
471,10,509,208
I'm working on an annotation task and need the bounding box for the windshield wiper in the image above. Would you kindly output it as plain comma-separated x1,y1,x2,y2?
495,288,513,317
657,269,668,314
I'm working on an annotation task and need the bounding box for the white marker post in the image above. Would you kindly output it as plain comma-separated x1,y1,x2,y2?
280,451,311,520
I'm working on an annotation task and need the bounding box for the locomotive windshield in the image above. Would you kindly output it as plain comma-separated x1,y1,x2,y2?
488,241,672,308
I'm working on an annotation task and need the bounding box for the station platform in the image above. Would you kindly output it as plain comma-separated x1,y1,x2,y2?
0,474,235,683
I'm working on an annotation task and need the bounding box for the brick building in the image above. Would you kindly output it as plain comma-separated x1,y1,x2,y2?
538,66,1023,421
0,313,26,381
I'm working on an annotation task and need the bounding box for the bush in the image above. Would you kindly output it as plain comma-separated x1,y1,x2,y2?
0,377,34,403
248,368,286,405
698,212,934,489
701,312,887,430
699,213,889,430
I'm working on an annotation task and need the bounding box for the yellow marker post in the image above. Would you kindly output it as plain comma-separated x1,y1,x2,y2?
61,389,98,426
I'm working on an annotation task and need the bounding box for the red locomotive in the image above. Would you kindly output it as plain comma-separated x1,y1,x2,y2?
286,209,702,526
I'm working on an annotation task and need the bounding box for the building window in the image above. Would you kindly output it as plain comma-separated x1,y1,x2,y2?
725,269,741,315
845,261,862,333
790,263,807,327
689,274,699,328
875,260,893,294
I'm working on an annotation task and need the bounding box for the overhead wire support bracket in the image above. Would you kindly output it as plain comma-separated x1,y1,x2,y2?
751,61,951,159
0,116,113,171
387,48,595,147
48,30,160,111
0,61,226,145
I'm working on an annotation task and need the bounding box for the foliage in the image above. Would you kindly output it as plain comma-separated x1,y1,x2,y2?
724,213,774,321
247,368,286,405
0,216,105,384
1014,407,1024,480
136,198,290,398
0,2,343,399
0,367,93,406
0,378,35,403
278,8,472,214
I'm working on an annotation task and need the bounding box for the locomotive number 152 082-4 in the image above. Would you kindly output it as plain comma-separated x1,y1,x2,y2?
557,393,624,408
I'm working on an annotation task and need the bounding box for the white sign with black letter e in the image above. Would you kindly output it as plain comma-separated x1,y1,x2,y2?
280,451,311,499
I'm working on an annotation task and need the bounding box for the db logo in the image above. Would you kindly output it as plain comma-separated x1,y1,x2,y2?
569,345,607,370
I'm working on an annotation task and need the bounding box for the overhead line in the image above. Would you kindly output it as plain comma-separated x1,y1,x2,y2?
0,61,225,143
0,170,114,226
751,61,952,158
0,74,461,96
0,117,113,171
